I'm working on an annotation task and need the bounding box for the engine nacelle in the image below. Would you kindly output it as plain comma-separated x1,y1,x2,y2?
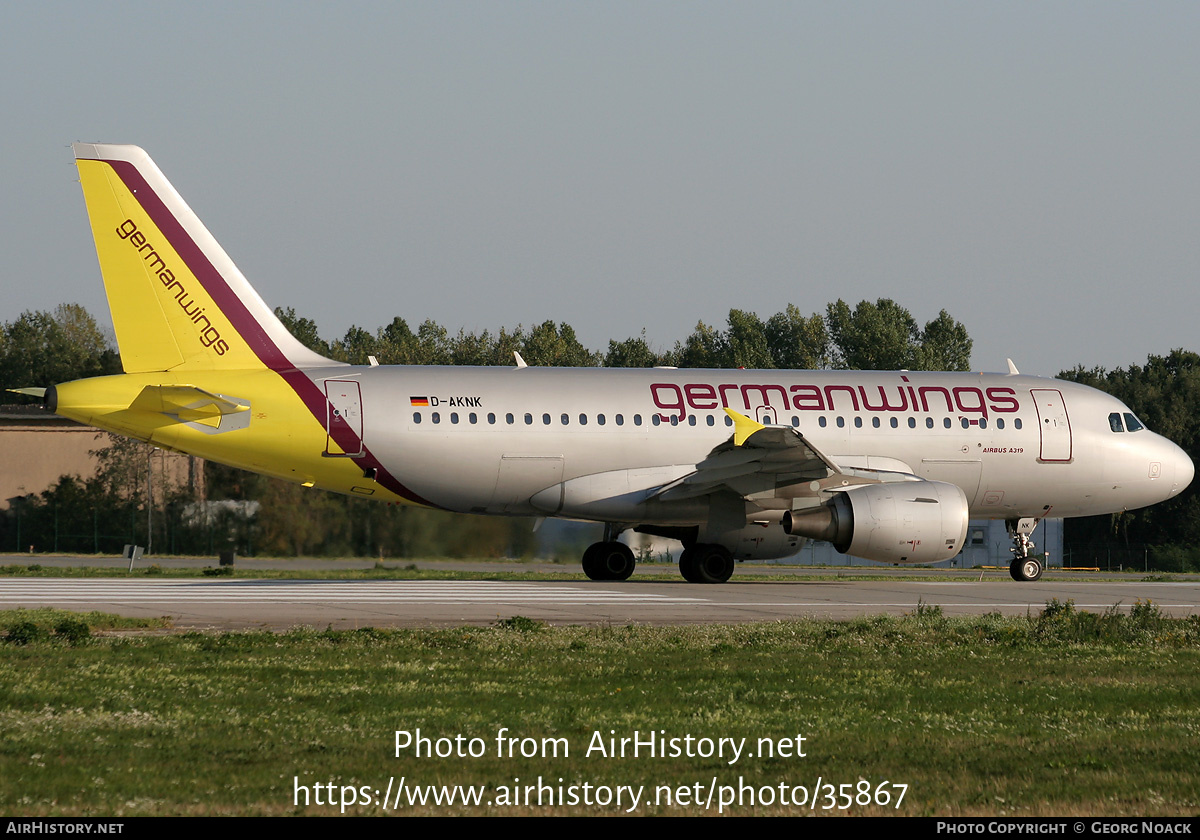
701,511,806,561
783,480,969,565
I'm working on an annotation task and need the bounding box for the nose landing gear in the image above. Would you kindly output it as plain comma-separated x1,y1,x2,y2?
1007,518,1044,582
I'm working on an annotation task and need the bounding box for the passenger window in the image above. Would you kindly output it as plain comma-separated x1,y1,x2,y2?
413,412,422,424
542,413,551,425
616,414,624,426
791,416,799,427
943,418,951,429
997,418,1005,429
979,418,987,429
836,416,845,428
707,415,715,426
908,417,916,428
890,417,898,428
635,414,643,426
469,413,477,424
853,417,862,428
925,417,934,429
597,414,606,426
1014,418,1023,430
579,414,587,426
872,417,880,428
505,413,514,424
432,412,441,424
652,415,661,426
524,413,532,425
487,413,495,424
687,415,696,426
1124,413,1144,432
561,413,569,425
450,412,459,424
724,415,733,427
961,418,969,429
819,416,827,428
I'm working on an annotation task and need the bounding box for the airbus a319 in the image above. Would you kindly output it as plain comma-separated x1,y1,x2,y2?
35,144,1193,583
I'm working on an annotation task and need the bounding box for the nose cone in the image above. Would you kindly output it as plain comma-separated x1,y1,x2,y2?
1171,441,1195,497
1147,433,1193,502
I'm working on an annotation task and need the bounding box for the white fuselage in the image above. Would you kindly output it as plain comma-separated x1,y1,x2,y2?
319,366,1192,524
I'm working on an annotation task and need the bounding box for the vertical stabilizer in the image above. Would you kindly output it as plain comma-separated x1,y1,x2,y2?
73,143,339,373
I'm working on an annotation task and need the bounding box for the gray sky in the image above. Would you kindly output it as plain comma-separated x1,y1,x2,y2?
3,1,1198,377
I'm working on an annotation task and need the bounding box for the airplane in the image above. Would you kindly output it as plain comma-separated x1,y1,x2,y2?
38,143,1193,583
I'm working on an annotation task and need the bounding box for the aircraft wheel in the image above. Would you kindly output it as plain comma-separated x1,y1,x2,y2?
582,541,635,581
582,543,606,580
1009,557,1043,582
678,548,701,583
684,544,735,584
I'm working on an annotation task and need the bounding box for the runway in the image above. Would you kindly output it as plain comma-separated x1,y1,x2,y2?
3,576,1199,629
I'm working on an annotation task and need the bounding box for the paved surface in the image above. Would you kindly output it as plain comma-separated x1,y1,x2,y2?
2,565,1198,629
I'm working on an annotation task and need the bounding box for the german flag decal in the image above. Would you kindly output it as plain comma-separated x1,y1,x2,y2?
410,396,430,407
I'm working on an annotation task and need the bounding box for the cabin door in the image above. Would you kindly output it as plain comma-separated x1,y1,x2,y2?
324,379,364,457
1031,388,1072,462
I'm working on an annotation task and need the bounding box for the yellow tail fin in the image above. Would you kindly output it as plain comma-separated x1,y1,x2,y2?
73,143,336,374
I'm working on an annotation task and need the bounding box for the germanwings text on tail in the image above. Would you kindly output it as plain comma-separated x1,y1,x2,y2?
44,144,1193,583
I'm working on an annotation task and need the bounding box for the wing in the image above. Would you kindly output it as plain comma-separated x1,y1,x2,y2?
650,408,915,504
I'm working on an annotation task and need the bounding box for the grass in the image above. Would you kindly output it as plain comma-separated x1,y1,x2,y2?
1,603,1198,816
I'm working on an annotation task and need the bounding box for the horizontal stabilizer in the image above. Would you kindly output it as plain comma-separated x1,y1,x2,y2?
129,385,250,432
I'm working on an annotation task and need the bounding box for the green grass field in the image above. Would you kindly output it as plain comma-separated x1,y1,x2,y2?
2,603,1198,816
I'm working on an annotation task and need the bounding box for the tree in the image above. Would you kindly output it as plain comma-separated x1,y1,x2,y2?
0,305,120,397
273,307,330,357
605,331,664,368
331,325,378,365
520,321,600,367
825,298,921,370
722,309,774,369
916,310,972,371
668,321,724,369
765,304,829,370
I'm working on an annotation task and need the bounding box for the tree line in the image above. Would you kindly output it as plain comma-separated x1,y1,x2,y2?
273,298,972,372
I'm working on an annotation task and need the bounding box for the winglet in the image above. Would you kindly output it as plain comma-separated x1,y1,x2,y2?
724,408,765,446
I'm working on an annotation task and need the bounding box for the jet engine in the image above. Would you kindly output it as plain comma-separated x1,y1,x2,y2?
702,513,806,561
782,480,969,565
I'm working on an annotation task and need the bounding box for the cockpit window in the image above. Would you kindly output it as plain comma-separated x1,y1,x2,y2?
1124,412,1145,432
1109,412,1124,433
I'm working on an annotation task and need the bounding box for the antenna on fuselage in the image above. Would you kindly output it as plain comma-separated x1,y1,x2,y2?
1006,358,1020,375
513,351,528,369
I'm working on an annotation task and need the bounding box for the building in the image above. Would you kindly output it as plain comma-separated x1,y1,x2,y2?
1,404,202,508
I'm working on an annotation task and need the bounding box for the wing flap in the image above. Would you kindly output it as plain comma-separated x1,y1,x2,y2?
652,409,845,503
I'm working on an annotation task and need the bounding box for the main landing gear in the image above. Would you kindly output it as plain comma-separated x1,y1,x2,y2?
581,541,636,581
1006,518,1043,582
579,530,736,584
679,544,735,584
